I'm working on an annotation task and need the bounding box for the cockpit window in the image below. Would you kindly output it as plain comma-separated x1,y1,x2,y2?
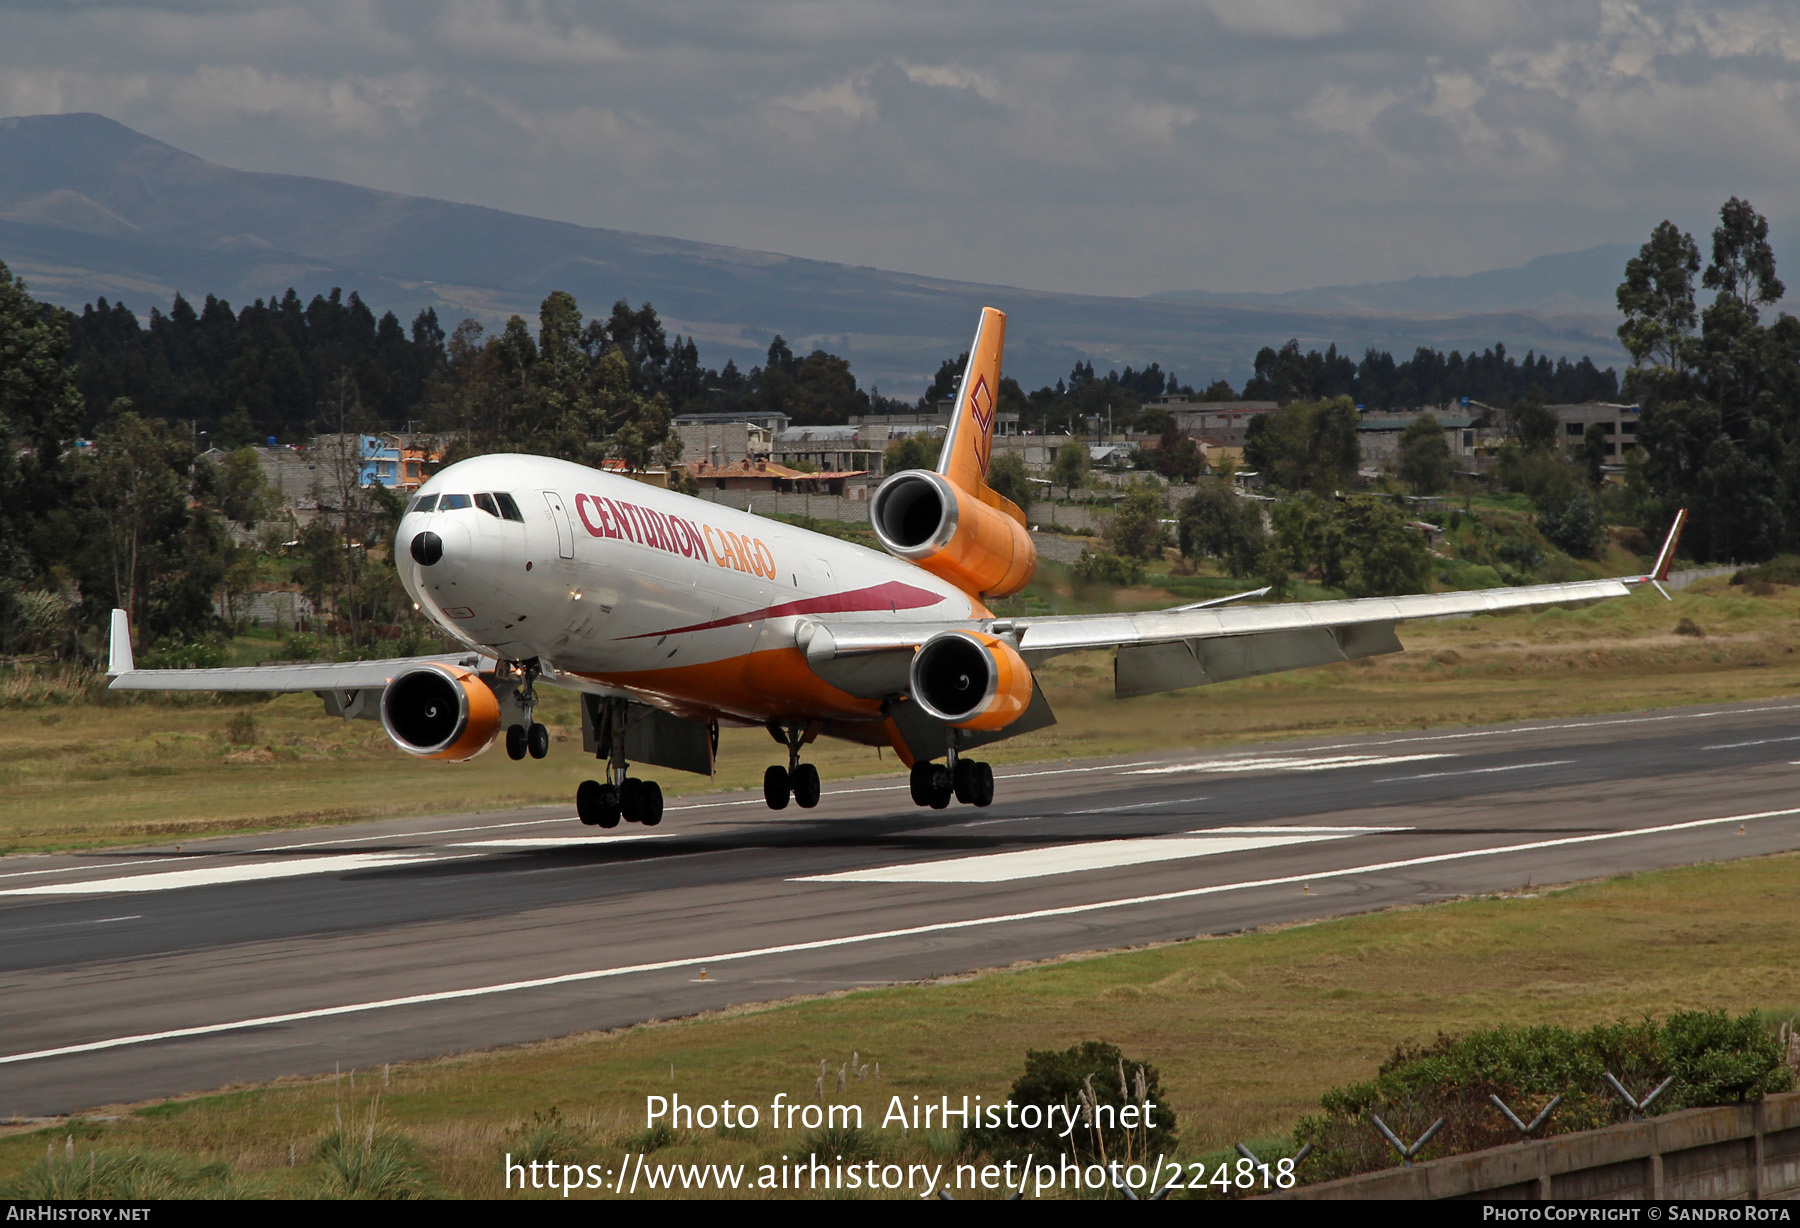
410,493,439,513
438,494,472,510
492,492,524,522
474,492,501,518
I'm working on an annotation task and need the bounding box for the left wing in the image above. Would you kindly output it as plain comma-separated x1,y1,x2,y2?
104,610,491,701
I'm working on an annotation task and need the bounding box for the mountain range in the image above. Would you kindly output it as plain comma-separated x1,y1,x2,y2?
0,112,1633,393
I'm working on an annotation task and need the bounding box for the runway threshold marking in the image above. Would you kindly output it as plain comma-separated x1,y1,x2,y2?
794,826,1405,884
7,804,1797,1069
0,853,428,897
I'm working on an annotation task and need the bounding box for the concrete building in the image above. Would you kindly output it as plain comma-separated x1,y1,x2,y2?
1550,402,1641,462
1356,413,1485,473
1154,399,1280,448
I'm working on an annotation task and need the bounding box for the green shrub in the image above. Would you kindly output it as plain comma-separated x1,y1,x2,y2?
1294,1012,1790,1184
1073,550,1144,587
961,1040,1177,1164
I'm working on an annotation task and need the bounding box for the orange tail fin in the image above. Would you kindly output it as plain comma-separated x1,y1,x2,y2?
937,307,1026,526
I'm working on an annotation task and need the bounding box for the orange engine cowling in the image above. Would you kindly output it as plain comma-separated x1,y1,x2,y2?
870,469,1035,598
380,663,503,761
909,631,1035,731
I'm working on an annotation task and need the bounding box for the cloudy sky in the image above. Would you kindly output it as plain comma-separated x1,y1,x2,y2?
3,0,1796,298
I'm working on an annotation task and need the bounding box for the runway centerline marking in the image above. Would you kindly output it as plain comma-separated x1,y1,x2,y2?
1128,753,1451,776
5,805,1797,1068
1701,734,1800,751
797,826,1406,884
1376,760,1574,783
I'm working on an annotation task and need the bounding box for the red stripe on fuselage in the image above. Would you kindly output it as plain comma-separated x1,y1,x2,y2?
626,580,946,639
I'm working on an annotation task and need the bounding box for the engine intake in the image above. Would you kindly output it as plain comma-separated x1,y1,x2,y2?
909,630,1035,731
380,663,502,761
870,469,1034,598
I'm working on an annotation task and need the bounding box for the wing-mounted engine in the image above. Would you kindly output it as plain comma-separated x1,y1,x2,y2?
909,630,1035,730
380,663,503,761
870,469,1035,598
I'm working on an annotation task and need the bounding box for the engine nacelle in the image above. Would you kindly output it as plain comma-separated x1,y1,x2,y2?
909,631,1035,731
380,663,503,761
870,469,1035,598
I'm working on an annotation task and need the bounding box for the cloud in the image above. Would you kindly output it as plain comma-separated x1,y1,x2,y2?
1,0,1798,298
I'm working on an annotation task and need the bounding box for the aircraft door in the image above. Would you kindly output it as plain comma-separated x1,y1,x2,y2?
542,492,575,559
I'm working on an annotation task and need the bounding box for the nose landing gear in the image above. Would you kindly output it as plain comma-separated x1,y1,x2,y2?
502,659,550,761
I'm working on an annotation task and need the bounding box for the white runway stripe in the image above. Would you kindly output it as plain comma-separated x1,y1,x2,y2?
795,826,1403,884
0,853,427,897
1127,753,1451,776
1377,759,1573,783
3,806,1794,1068
455,834,682,849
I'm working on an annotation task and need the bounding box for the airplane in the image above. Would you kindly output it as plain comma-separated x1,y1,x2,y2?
105,308,1689,830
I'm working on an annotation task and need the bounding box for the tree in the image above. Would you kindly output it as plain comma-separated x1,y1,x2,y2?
1617,221,1702,372
1507,385,1559,454
1398,413,1452,493
1243,396,1360,494
1050,441,1089,496
1153,418,1204,482
1106,480,1168,560
1336,499,1431,597
1177,480,1268,576
986,450,1033,510
883,431,937,474
1704,197,1785,319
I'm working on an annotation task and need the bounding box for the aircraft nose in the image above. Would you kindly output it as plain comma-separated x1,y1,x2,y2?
410,531,444,566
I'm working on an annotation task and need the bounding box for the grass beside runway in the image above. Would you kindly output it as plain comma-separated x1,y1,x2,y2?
2,850,1796,1198
2,576,1799,853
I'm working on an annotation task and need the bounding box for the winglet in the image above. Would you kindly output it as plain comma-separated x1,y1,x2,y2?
1650,509,1687,582
107,608,134,676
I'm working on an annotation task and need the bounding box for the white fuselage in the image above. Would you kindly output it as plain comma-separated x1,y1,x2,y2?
395,454,978,724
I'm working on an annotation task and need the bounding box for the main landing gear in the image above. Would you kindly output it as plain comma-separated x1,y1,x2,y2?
909,746,994,810
576,696,664,829
763,721,822,811
502,660,550,761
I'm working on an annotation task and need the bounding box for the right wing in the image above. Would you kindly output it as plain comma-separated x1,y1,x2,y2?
801,512,1686,701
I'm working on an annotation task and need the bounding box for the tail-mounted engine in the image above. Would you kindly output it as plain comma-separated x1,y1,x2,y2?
870,469,1035,598
909,630,1035,731
380,663,503,761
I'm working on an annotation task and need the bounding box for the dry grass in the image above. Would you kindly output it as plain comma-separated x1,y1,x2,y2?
2,577,1797,853
3,850,1795,1198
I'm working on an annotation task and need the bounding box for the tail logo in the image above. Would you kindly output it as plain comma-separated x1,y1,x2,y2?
966,374,995,477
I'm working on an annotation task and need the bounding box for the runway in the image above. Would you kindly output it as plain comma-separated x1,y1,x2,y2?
5,697,1800,1117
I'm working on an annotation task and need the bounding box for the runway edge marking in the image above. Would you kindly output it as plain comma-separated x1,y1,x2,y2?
4,805,1798,1067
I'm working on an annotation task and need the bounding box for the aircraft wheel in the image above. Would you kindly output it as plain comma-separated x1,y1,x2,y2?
973,761,995,808
527,722,550,759
620,777,644,822
909,763,935,807
577,779,620,829
764,765,791,810
638,780,664,827
793,763,821,809
929,765,954,810
952,759,976,804
506,724,527,761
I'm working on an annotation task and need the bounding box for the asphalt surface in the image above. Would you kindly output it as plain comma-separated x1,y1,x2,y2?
6,697,1800,1117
